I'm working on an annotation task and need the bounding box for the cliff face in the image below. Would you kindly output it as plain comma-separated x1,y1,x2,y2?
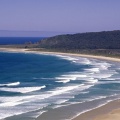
37,30,120,49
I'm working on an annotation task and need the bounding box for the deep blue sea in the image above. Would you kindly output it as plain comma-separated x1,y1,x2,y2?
0,37,45,45
0,51,120,120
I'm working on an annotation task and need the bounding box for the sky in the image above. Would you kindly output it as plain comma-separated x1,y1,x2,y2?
0,0,120,36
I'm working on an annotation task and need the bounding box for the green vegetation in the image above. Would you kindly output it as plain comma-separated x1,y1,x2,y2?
1,30,120,58
26,30,119,58
37,30,120,49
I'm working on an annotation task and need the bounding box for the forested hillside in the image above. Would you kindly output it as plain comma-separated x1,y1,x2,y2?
37,30,120,49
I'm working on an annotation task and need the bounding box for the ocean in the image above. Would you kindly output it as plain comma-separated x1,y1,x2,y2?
0,51,120,120
0,37,45,45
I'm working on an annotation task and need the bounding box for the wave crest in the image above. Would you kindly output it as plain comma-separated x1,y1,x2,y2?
0,85,46,93
0,82,20,87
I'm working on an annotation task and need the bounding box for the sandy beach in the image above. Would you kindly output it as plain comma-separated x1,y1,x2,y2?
72,99,120,120
0,47,120,62
95,109,120,120
0,47,120,120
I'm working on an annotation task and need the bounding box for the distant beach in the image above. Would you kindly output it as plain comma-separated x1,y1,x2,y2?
0,47,120,120
0,47,120,62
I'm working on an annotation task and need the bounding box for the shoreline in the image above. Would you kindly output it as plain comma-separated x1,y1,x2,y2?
0,47,120,120
0,47,120,63
72,99,120,120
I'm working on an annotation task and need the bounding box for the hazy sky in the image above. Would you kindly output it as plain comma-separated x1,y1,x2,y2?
0,0,120,33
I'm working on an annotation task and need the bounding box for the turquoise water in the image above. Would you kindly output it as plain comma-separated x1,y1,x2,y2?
0,51,120,120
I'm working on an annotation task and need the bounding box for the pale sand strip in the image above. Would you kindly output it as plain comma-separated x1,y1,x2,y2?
72,100,120,120
0,47,120,62
95,109,120,120
1,47,120,120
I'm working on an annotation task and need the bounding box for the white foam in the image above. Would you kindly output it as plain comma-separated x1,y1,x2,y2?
99,65,109,70
55,74,87,82
0,99,29,107
0,85,46,93
29,111,47,118
0,82,20,87
0,95,51,119
78,58,91,65
2,85,82,106
55,76,76,80
56,55,78,62
56,79,70,83
0,95,35,107
80,91,90,94
84,78,98,84
55,99,68,104
89,73,113,79
49,84,84,95
85,68,100,72
87,96,107,102
0,96,34,103
62,74,87,78
57,73,98,84
0,102,48,120
34,84,88,101
55,54,93,65
52,104,71,109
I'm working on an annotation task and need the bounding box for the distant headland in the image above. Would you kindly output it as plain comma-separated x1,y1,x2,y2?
1,30,120,58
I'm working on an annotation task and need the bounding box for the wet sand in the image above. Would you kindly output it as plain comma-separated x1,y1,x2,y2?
72,100,120,120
